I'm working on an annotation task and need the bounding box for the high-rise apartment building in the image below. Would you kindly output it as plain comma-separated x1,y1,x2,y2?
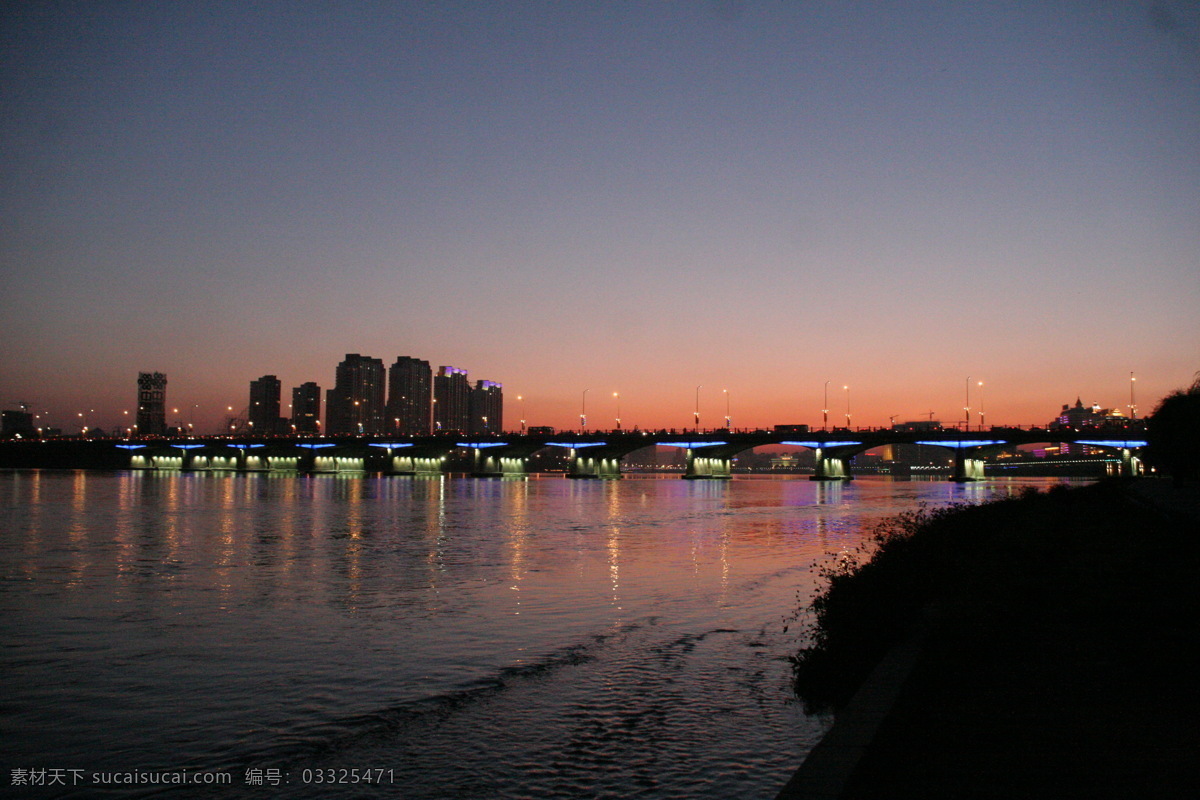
249,375,282,434
326,354,386,435
136,372,167,436
433,367,471,433
386,356,432,435
292,382,321,434
469,380,503,435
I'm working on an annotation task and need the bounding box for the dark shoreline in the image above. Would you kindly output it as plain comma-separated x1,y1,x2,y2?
782,478,1200,798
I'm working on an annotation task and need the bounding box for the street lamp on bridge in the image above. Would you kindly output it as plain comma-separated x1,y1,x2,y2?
581,389,589,432
614,391,621,431
978,380,985,431
724,388,731,430
844,385,850,430
823,381,830,432
694,385,701,431
964,376,971,431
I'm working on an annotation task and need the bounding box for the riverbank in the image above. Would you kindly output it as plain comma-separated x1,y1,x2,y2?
782,478,1200,799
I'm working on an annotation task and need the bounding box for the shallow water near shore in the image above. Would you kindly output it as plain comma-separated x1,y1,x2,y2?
1,471,1082,798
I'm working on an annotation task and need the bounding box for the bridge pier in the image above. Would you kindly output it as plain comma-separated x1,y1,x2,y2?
472,450,529,478
568,454,623,479
1118,448,1143,477
951,450,986,482
684,452,732,479
810,448,853,481
391,455,445,476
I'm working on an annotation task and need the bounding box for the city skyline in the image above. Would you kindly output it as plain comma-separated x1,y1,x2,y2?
2,2,1198,433
8,360,1158,438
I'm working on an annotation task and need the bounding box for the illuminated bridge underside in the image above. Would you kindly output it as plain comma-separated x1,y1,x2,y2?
112,429,1148,481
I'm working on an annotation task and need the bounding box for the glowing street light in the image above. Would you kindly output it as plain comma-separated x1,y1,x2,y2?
581,389,589,431
694,385,701,431
1129,372,1137,419
977,380,985,430
724,388,731,430
843,386,850,430
614,391,621,431
518,395,526,433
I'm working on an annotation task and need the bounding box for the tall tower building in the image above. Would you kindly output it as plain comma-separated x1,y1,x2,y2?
326,354,386,435
248,375,282,434
136,372,167,437
386,356,432,435
469,380,503,434
292,382,321,434
433,367,471,433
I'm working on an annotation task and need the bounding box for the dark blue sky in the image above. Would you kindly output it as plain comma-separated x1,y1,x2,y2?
3,1,1198,432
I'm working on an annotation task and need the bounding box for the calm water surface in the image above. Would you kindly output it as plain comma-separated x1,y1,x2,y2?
1,471,1078,798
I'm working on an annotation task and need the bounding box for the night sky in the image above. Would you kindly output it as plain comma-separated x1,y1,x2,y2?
3,1,1198,434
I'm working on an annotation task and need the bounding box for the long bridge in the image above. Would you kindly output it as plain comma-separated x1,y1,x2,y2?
2,426,1148,482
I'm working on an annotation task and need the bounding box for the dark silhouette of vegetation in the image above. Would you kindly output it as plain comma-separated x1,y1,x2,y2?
791,482,1195,713
1145,371,1200,483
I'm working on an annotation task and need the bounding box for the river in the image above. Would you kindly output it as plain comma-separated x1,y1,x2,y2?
1,471,1081,798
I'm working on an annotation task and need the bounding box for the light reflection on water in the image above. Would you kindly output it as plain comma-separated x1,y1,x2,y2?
0,471,1083,798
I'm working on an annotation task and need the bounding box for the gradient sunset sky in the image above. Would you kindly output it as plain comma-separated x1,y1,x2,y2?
3,1,1198,434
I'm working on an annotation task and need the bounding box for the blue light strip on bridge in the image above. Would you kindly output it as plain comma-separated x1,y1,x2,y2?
657,441,728,449
229,444,265,449
544,442,607,448
296,443,337,449
780,440,863,448
115,444,147,450
367,443,414,449
457,442,510,448
914,440,1007,449
1076,440,1148,448
170,444,205,450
